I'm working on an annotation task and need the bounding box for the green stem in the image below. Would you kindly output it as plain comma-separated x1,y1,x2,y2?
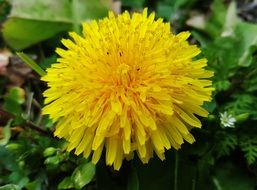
0,108,52,137
23,120,53,137
25,92,34,119
191,179,196,190
174,151,179,190
16,52,46,76
212,177,222,190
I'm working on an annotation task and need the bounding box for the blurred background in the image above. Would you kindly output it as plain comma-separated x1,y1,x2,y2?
0,0,257,189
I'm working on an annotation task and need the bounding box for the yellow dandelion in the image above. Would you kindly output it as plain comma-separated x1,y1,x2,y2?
42,8,214,170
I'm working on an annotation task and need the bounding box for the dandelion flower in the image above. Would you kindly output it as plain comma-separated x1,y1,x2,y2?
42,9,214,170
220,112,236,128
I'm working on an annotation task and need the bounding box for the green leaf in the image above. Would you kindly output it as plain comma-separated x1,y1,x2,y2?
238,44,257,67
0,120,11,145
203,101,217,113
8,171,29,189
222,1,238,37
202,36,240,91
40,116,54,129
122,0,145,8
16,52,46,76
226,94,257,120
44,155,61,165
3,87,25,115
0,184,20,190
3,18,71,50
157,0,197,21
205,0,227,37
43,147,56,157
243,69,257,92
127,164,139,190
6,87,25,104
235,113,250,122
3,0,108,50
58,177,74,190
235,22,257,67
156,3,173,20
25,178,43,190
5,143,23,151
0,0,11,22
39,55,57,69
215,132,238,158
214,80,231,92
8,0,108,22
71,161,96,189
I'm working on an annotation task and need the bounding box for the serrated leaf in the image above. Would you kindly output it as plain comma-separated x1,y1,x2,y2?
214,80,231,91
243,69,257,92
71,161,95,189
226,94,257,120
215,132,238,158
239,135,257,165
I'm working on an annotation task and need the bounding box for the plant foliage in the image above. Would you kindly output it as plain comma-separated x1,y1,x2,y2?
0,0,257,189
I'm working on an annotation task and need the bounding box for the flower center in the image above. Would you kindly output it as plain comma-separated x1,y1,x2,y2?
117,63,130,75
